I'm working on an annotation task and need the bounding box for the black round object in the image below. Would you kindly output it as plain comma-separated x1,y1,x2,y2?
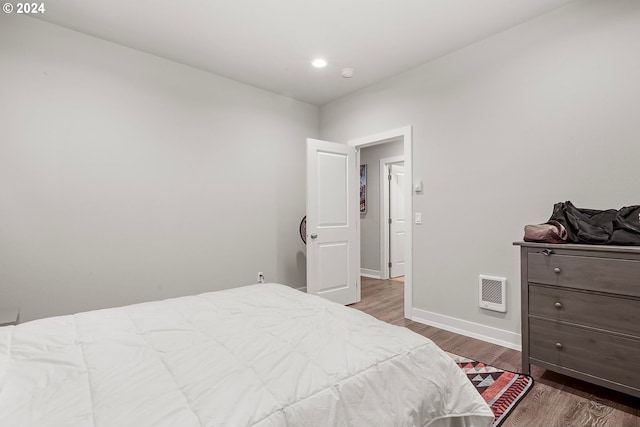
299,216,307,245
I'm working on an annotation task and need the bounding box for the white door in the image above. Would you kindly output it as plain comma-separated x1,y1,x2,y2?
306,138,360,305
389,163,406,278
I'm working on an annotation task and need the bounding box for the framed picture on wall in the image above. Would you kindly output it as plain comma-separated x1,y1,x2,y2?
360,164,367,213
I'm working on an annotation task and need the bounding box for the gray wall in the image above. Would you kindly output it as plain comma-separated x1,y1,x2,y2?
321,0,640,337
0,16,317,321
359,140,404,273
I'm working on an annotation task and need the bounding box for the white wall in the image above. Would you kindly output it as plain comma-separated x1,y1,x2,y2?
0,15,318,321
360,140,404,274
321,0,640,341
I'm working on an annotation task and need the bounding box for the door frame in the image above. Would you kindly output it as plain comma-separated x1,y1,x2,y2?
348,126,413,319
380,156,404,280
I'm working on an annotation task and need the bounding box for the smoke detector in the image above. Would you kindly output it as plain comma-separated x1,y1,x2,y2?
341,68,355,78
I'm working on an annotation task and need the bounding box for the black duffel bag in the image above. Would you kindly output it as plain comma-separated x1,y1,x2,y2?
549,201,640,246
612,205,640,245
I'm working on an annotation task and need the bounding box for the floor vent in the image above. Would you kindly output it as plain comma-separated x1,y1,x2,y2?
479,275,507,313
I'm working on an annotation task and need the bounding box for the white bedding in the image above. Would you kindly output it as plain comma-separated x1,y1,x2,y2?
0,283,493,427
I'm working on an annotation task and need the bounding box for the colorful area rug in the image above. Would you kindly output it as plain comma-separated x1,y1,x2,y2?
447,352,533,427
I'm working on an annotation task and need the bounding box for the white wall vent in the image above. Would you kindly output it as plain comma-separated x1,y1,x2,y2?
479,275,507,313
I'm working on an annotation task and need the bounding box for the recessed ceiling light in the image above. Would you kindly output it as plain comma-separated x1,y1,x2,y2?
311,58,327,68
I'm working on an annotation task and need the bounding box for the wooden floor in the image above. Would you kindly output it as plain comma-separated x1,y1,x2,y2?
350,277,640,427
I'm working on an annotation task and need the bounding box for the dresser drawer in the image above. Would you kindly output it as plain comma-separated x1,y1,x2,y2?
529,285,640,337
529,318,640,391
528,253,640,297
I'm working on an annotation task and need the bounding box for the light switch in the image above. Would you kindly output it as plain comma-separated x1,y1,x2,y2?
415,212,422,224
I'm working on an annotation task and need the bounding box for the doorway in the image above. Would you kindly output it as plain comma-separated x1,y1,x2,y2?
348,126,413,319
358,143,403,280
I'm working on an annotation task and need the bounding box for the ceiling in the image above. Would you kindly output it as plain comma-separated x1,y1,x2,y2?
34,0,576,106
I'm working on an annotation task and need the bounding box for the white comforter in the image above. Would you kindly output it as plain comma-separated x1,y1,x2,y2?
0,283,493,427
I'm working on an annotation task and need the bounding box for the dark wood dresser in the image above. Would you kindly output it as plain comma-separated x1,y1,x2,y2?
515,242,640,398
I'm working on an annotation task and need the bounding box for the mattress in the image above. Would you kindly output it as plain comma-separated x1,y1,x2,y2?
0,283,493,427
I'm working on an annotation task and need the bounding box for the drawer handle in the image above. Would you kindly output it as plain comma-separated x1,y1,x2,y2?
554,302,563,309
555,342,563,350
542,249,554,256
553,267,561,274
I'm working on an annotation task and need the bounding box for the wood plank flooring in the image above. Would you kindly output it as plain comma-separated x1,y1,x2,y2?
350,277,640,427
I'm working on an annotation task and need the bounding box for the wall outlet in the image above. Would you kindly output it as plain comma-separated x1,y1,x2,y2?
257,272,265,283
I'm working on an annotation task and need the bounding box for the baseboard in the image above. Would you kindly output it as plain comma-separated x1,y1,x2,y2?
295,286,307,293
411,308,521,351
360,269,382,279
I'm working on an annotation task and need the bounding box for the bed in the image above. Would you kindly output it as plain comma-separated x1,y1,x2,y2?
0,283,493,427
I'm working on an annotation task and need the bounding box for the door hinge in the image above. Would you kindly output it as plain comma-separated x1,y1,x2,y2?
388,218,392,224
388,173,392,181
388,262,392,268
